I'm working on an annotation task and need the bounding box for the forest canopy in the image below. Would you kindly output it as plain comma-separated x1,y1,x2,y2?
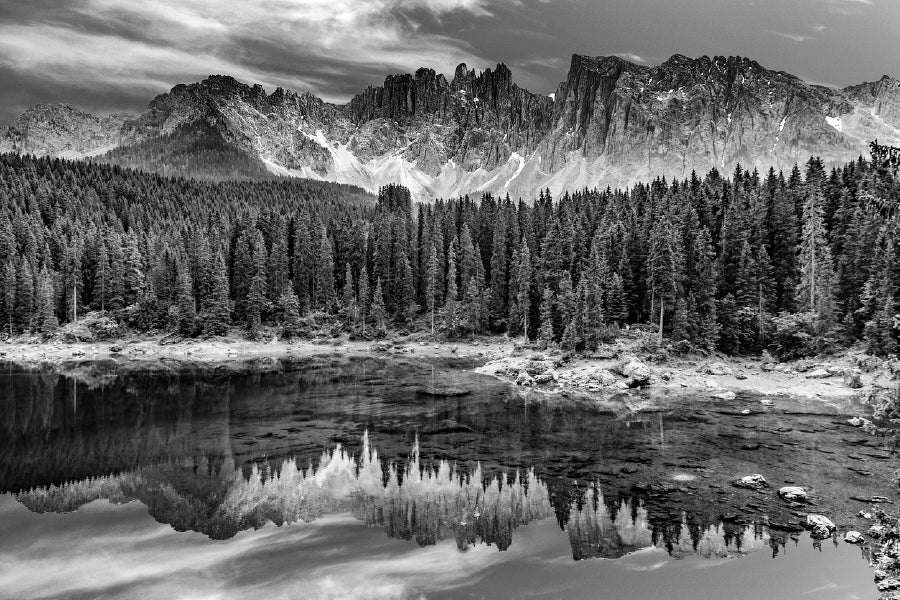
0,143,898,358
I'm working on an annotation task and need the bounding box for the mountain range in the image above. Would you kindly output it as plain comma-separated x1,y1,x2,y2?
2,53,899,199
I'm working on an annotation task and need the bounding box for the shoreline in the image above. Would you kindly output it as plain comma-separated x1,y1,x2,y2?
0,334,890,407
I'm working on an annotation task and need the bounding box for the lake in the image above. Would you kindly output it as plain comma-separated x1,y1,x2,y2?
0,356,893,599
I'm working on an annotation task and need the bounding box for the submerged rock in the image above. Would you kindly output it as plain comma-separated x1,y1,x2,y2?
806,514,836,539
778,486,808,503
733,474,768,490
847,416,877,434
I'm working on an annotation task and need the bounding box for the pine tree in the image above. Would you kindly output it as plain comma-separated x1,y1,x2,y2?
538,285,555,348
426,244,438,336
514,241,532,339
341,262,357,320
15,257,34,332
465,276,480,340
2,261,15,336
313,226,336,311
35,268,58,334
122,233,144,307
689,227,719,350
278,287,302,338
443,240,460,336
797,186,837,331
200,252,230,336
606,273,628,326
94,243,110,312
246,271,265,334
358,261,370,336
648,217,679,344
488,209,509,329
175,260,196,335
371,276,387,335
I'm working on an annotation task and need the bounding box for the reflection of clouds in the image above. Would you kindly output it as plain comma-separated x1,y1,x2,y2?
0,496,508,600
0,429,878,600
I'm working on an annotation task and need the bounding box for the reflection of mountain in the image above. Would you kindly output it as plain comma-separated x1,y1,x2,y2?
14,433,784,564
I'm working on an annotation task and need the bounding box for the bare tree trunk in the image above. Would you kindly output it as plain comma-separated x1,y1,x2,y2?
658,297,664,345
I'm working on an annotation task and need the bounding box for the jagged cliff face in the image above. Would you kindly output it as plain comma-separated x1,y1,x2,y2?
532,54,899,192
2,54,899,198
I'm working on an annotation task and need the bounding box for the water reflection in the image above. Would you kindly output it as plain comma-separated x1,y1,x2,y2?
12,428,784,565
0,358,892,599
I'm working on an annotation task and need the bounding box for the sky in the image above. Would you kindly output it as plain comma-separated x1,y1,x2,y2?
0,0,898,124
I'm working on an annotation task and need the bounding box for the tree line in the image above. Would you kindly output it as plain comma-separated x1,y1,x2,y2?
0,143,898,357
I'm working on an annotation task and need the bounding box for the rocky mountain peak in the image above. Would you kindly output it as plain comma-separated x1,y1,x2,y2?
2,53,898,199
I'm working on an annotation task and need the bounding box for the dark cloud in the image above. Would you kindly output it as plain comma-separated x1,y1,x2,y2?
0,0,897,124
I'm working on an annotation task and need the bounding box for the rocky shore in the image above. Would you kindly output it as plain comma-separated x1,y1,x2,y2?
2,332,895,406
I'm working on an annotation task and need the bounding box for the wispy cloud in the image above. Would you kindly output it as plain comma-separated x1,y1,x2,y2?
0,0,509,111
612,52,647,64
770,31,815,43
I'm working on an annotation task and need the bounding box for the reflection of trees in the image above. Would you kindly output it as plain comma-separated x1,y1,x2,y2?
0,369,234,493
567,485,774,560
15,433,783,562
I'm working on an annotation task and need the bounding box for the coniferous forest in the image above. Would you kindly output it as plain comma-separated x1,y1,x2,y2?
0,142,898,359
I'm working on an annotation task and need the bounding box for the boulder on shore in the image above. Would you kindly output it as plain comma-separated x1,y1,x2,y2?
705,362,733,376
806,368,832,379
615,356,651,387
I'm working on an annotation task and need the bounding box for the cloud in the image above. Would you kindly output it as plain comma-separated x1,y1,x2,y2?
816,0,874,14
769,31,815,43
612,52,647,64
0,0,507,118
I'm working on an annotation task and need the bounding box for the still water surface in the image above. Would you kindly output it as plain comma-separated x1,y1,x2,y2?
0,356,892,599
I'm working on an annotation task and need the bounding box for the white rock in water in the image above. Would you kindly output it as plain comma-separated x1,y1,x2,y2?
778,486,808,502
733,474,768,489
844,531,865,544
806,514,836,539
760,399,774,406
711,391,736,400
741,409,751,415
